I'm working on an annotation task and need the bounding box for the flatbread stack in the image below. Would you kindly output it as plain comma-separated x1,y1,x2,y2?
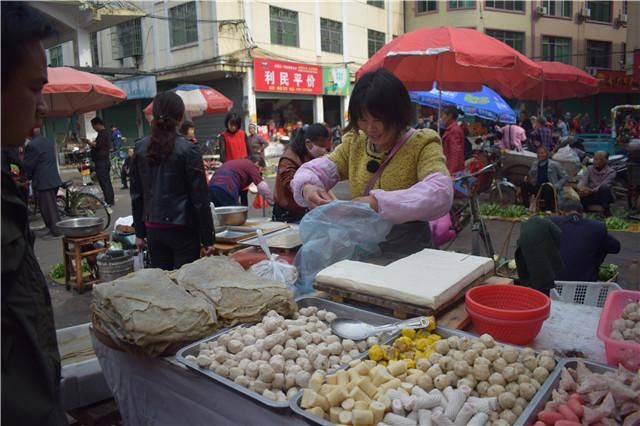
92,269,218,356
171,257,298,326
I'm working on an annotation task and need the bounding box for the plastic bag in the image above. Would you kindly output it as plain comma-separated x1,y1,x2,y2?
113,215,134,232
293,201,393,295
553,145,580,164
133,253,145,271
250,230,298,292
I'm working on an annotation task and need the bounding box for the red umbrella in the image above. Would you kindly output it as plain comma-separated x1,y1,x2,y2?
356,27,543,98
43,67,127,116
143,84,233,121
514,61,600,101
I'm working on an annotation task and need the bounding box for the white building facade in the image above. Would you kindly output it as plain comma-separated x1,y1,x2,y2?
45,0,404,142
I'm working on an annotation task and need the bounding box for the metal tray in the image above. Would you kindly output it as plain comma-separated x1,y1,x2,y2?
290,326,565,426
176,296,396,412
290,327,482,426
518,358,615,426
215,226,258,243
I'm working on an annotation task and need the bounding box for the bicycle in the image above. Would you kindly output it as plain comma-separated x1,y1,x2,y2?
57,180,111,229
110,148,126,181
445,163,497,258
483,148,522,206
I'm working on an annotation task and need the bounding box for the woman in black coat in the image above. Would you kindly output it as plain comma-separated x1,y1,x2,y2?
130,92,215,269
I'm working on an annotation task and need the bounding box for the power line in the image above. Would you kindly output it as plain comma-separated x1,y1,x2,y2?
144,13,244,25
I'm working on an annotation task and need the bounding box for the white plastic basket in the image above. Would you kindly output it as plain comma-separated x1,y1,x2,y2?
551,281,622,308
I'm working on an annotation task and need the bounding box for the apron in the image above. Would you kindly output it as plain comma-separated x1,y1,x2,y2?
361,128,432,265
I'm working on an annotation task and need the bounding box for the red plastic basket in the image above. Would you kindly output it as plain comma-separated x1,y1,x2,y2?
465,308,548,345
596,290,640,370
465,285,550,320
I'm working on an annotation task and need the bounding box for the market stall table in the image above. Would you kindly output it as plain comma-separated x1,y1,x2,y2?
91,331,306,426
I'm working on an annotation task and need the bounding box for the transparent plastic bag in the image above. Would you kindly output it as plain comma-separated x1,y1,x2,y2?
553,145,580,165
133,253,145,271
293,201,393,295
250,230,298,292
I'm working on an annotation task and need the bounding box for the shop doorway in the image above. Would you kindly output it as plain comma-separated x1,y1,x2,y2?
256,98,314,136
323,95,341,127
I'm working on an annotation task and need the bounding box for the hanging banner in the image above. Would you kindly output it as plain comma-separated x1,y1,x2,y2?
254,58,322,94
323,66,350,96
595,69,640,93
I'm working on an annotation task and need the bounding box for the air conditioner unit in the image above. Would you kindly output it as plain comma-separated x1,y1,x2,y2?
580,7,591,18
536,6,547,15
620,13,628,23
122,56,136,68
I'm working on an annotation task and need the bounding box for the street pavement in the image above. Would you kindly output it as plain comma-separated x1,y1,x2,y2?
36,167,640,330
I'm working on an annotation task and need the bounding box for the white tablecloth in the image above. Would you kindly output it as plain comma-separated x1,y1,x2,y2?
91,333,305,426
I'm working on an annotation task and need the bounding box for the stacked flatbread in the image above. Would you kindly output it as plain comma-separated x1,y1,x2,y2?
171,257,297,326
92,269,218,356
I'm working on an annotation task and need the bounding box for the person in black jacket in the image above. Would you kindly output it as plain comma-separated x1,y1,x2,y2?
130,91,215,270
119,147,134,189
1,3,68,425
24,128,63,238
550,199,621,282
87,116,114,206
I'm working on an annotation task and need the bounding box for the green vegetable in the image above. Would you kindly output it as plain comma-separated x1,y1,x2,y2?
480,203,528,218
50,263,65,279
598,264,618,281
604,216,628,230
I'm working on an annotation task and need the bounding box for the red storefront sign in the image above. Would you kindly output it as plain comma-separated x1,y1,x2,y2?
254,58,322,95
595,69,640,93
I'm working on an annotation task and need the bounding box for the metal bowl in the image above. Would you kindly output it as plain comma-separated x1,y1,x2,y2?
56,217,105,237
214,206,248,226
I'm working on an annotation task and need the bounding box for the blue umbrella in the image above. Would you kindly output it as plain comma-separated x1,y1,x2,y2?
410,84,516,124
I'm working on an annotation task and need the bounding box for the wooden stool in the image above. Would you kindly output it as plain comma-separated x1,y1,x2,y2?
62,232,110,293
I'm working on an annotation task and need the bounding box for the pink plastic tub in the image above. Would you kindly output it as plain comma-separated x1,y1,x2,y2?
596,289,640,370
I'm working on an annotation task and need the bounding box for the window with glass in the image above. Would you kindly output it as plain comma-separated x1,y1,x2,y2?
169,2,197,47
621,42,626,66
484,1,525,11
270,6,299,47
320,18,342,54
586,40,611,68
416,1,437,13
367,0,385,8
49,45,63,67
368,29,385,58
586,1,612,22
541,1,571,17
542,36,571,63
449,0,475,8
622,0,628,14
90,32,99,66
485,29,524,53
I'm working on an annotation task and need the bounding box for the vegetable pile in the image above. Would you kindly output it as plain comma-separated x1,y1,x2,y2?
299,330,557,425
533,360,640,426
480,204,529,219
598,264,618,281
610,302,640,343
185,307,377,402
604,216,629,231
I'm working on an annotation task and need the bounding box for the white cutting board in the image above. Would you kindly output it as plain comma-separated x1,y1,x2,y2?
316,249,494,309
